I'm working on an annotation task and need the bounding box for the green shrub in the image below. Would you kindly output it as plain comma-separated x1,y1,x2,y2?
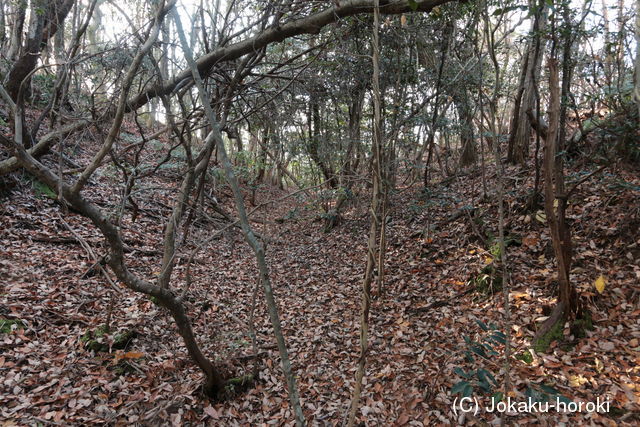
0,318,24,334
450,320,504,399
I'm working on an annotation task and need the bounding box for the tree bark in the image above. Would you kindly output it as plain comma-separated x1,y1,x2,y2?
4,0,74,102
421,22,450,186
322,79,366,232
1,0,458,177
308,91,337,188
348,0,384,423
4,0,27,61
636,0,640,120
507,1,547,164
534,59,577,340
456,91,477,166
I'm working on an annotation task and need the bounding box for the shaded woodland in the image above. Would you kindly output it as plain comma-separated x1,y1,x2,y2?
0,0,639,425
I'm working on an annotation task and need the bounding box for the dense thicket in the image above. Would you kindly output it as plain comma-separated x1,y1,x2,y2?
1,0,638,424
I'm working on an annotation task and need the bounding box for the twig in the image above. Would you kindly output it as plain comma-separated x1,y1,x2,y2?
409,288,474,313
464,207,488,247
566,165,608,199
57,215,123,295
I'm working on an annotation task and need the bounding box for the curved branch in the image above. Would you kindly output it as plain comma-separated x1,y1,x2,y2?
126,0,457,111
1,0,457,177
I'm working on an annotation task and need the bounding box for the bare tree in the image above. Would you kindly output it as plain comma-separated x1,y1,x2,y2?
172,8,306,424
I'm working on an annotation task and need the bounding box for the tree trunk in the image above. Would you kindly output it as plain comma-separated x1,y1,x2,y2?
345,81,365,185
0,1,5,50
4,0,74,102
3,0,74,148
456,91,477,166
323,81,365,232
420,22,450,187
535,59,576,341
4,0,26,60
348,0,384,423
635,0,640,120
308,93,337,188
172,10,305,425
507,1,547,164
256,127,268,183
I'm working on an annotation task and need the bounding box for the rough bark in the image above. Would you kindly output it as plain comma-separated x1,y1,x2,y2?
421,24,450,187
323,80,365,231
535,60,577,340
345,81,365,182
308,93,337,188
4,0,27,61
4,0,74,102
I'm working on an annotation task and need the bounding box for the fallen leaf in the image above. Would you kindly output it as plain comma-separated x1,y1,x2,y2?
204,405,219,419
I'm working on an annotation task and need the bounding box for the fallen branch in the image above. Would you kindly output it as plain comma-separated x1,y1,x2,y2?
0,120,91,176
409,288,474,313
566,165,608,199
31,233,162,256
31,235,78,244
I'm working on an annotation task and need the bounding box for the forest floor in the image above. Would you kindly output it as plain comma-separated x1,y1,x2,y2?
1,127,639,425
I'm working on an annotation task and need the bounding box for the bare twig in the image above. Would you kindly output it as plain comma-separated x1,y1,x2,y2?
57,215,123,295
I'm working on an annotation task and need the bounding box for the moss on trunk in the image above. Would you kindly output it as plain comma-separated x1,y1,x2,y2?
533,318,563,353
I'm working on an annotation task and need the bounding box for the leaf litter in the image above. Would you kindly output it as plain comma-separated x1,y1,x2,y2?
0,132,639,425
